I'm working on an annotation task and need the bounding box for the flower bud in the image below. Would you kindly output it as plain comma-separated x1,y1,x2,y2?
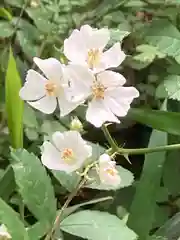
70,117,83,132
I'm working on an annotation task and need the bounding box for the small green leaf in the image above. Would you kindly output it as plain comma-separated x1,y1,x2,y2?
23,104,38,128
0,198,29,240
5,48,23,148
60,210,137,240
163,75,180,101
0,21,14,38
128,129,167,239
86,166,134,191
11,149,56,224
128,108,180,135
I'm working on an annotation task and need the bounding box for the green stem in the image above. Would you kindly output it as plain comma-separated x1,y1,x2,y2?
101,124,118,152
44,178,86,240
102,123,180,156
118,143,180,155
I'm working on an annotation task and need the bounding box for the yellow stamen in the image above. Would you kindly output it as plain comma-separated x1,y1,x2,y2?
45,80,59,97
92,81,105,99
105,168,117,176
87,49,101,69
61,148,74,163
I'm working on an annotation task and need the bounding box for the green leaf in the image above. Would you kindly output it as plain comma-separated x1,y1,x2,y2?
163,75,180,100
0,21,14,38
0,198,29,240
23,104,38,128
27,221,50,240
107,29,130,47
60,210,137,240
128,129,167,239
52,170,81,192
16,31,38,57
128,108,180,135
163,134,180,196
5,48,23,148
152,212,180,240
86,166,134,191
0,166,16,201
143,19,180,61
10,149,56,224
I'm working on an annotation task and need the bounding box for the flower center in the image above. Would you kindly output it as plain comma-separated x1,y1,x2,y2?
61,148,75,164
91,81,105,99
45,80,60,97
87,49,101,69
105,167,117,176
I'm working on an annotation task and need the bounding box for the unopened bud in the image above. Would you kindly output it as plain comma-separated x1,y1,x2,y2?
70,117,83,132
30,0,40,8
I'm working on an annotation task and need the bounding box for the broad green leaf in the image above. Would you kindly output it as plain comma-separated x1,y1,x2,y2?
10,149,56,224
5,48,23,148
5,0,24,7
27,221,49,240
86,166,134,191
128,129,167,239
0,21,14,38
52,170,81,192
128,108,180,135
163,75,180,101
0,198,29,240
143,19,180,61
60,210,137,240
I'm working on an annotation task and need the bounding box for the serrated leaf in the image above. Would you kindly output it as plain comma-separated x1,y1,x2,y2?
128,128,167,239
60,210,137,240
5,48,23,148
108,29,130,46
143,19,180,60
128,108,180,135
163,75,180,100
0,21,14,38
0,198,29,240
10,149,56,224
86,166,134,191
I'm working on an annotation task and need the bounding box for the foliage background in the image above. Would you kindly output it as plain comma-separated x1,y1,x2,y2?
1,0,180,239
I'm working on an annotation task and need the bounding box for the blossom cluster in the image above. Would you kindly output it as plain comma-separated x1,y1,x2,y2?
20,25,139,128
19,25,139,187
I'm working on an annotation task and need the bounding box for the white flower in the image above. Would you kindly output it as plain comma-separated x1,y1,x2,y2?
98,154,120,186
67,65,139,127
19,57,80,117
41,131,92,173
64,25,125,73
0,225,11,239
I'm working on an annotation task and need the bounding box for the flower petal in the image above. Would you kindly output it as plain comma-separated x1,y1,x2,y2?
101,42,126,69
33,57,63,82
41,141,64,170
64,30,87,64
19,69,46,101
97,70,126,88
65,64,93,102
58,94,82,117
86,99,119,127
28,96,57,114
52,131,65,150
81,25,110,50
105,86,139,117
